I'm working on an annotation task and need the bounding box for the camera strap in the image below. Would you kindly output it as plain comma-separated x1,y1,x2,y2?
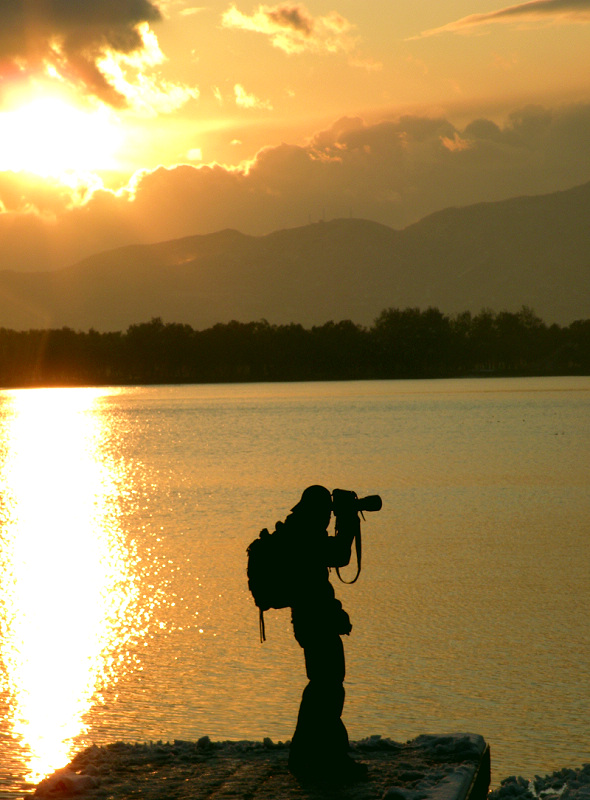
336,523,362,584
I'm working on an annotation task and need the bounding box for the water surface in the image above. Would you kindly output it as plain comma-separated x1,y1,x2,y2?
0,377,589,794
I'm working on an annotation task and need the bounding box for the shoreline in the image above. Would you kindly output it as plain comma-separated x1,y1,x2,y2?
32,734,491,800
27,736,590,800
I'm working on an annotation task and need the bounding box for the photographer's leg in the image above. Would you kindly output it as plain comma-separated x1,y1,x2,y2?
289,633,349,778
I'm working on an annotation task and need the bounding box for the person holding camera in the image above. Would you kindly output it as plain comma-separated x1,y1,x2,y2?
284,484,369,784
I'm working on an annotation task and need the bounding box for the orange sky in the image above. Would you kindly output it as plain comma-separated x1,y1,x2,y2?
1,0,590,271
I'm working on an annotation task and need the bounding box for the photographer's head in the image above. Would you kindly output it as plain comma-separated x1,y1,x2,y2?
291,484,332,528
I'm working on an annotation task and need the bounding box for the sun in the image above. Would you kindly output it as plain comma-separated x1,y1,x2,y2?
0,95,123,177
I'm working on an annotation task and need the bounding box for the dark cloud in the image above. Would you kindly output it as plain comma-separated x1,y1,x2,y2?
3,102,590,271
0,0,162,106
266,5,314,36
221,3,354,55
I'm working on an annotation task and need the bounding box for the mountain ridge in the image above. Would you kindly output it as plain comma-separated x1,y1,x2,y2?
0,182,588,331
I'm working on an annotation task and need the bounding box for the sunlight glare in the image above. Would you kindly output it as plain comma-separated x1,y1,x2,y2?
0,388,143,784
0,98,122,177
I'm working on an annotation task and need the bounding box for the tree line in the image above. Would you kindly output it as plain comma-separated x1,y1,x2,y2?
0,306,588,387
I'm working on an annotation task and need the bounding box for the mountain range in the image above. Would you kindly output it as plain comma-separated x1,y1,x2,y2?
1,180,589,331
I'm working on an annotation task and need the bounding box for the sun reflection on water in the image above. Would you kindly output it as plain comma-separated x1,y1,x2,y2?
0,388,144,784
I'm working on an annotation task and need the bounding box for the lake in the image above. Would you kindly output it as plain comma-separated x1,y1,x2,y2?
0,377,589,796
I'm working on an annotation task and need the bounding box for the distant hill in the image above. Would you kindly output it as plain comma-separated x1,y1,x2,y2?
0,181,589,331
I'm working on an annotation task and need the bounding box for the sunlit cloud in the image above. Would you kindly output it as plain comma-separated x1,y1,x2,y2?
3,102,590,272
187,147,203,161
0,0,164,108
234,83,273,109
347,55,383,72
94,23,199,116
221,2,356,55
414,0,590,38
441,133,473,152
179,6,207,16
0,169,103,216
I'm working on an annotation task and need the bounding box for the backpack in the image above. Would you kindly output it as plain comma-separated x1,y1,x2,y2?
246,521,295,641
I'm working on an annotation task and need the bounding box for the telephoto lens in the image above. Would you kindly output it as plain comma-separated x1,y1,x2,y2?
356,494,382,512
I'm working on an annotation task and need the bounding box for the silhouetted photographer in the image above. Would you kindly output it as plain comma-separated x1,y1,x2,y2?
254,484,381,784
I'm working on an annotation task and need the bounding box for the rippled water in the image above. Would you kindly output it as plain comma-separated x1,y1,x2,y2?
0,377,589,795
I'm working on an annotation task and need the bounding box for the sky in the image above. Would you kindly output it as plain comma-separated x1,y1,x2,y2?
1,0,590,271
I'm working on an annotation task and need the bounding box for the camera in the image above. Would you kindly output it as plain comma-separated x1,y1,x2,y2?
332,488,382,516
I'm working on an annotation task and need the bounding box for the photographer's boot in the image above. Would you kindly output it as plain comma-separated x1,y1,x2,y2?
335,756,369,783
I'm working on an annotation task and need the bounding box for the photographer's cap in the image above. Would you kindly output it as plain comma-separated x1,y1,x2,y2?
291,484,332,514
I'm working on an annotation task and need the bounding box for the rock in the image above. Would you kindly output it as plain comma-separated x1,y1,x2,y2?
34,769,97,797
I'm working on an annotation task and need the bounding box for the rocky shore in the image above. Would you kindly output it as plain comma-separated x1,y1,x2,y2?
489,764,590,800
31,734,590,800
32,734,490,800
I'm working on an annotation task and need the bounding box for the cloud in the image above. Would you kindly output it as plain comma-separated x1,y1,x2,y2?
441,133,473,152
0,0,197,112
221,2,356,54
347,55,383,72
96,24,199,116
3,102,590,272
179,6,207,16
415,0,590,37
234,83,273,109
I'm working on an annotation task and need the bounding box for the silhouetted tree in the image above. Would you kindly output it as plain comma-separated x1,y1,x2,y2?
309,321,371,380
469,309,497,372
566,319,590,371
371,307,452,377
0,307,587,388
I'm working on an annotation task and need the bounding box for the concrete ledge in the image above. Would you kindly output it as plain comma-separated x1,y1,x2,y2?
33,733,490,799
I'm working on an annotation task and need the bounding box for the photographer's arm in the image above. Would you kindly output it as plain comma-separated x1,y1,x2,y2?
325,513,360,568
